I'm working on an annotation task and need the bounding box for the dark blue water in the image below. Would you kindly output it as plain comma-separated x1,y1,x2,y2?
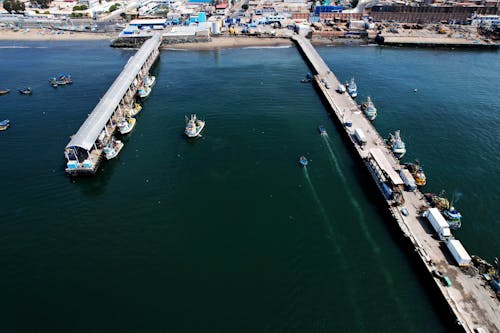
0,41,498,332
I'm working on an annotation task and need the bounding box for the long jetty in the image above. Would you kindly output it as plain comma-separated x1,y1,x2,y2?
292,35,499,333
64,33,162,176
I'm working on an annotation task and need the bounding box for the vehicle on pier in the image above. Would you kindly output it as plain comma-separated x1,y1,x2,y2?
125,102,142,118
387,130,406,159
405,160,427,186
144,75,156,87
18,87,32,95
0,89,10,95
299,156,308,166
318,125,327,135
336,83,346,94
347,77,358,98
103,138,124,160
0,119,10,131
117,117,136,135
185,114,205,138
361,96,377,121
138,86,151,98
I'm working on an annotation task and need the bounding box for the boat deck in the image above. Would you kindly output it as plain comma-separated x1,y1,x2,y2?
292,34,500,333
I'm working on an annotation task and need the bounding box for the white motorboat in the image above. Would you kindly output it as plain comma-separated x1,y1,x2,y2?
138,86,151,98
185,114,205,138
117,117,136,135
388,130,406,159
103,138,124,160
362,96,377,121
144,75,156,87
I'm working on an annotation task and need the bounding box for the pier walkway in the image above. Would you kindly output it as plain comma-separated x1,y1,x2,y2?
64,33,162,176
292,34,500,333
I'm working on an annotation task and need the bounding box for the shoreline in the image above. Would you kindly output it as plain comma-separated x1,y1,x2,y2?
0,28,116,41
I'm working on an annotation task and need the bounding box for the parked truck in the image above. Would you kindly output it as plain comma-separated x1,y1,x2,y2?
399,169,417,191
424,207,451,240
446,239,472,266
354,128,367,146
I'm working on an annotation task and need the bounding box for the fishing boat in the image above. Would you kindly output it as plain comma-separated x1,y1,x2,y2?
137,86,151,98
117,117,136,135
125,102,142,117
347,77,358,98
103,138,124,160
0,119,10,131
442,207,462,230
387,130,406,159
0,89,10,95
144,75,156,87
299,156,308,166
405,160,427,186
185,114,205,138
318,125,327,135
49,73,72,85
18,87,32,95
300,73,312,83
336,83,346,94
361,96,377,121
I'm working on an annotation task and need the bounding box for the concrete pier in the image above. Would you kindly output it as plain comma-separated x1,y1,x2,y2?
292,34,500,333
64,33,162,176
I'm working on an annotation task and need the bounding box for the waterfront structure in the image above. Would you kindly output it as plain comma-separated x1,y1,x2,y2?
64,33,161,176
292,34,500,333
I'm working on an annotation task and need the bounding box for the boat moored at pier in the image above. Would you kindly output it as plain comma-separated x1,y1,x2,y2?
361,96,377,121
387,130,406,159
144,75,156,87
104,137,124,160
117,117,136,135
347,77,358,98
125,102,142,117
138,86,151,98
405,161,427,186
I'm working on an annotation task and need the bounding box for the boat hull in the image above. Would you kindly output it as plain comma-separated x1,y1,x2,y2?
185,122,205,138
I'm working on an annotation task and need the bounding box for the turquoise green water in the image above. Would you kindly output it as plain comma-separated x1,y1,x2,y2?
0,41,498,332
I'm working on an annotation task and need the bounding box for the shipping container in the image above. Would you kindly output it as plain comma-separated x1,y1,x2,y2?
446,239,472,266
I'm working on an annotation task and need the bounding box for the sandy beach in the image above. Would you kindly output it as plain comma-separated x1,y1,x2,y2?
0,28,116,41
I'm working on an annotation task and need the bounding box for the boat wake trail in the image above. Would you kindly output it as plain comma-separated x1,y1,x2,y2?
303,166,363,330
321,135,415,331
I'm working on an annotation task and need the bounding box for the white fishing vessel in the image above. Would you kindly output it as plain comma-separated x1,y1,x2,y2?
117,117,136,135
103,138,124,160
138,86,151,98
362,96,377,121
388,130,406,159
185,114,205,138
144,75,156,87
347,77,358,98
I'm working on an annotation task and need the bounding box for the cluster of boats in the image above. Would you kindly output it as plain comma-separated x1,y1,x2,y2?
424,191,463,229
103,75,154,160
49,73,73,88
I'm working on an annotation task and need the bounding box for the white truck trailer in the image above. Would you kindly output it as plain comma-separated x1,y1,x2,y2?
354,128,367,146
446,239,472,266
399,169,417,191
424,208,451,240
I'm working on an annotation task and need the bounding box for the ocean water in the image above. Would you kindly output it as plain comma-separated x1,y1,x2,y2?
0,40,498,332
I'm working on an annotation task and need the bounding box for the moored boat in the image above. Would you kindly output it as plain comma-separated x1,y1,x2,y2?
405,160,427,186
144,75,156,87
125,102,142,117
442,207,462,230
299,156,308,166
49,73,72,85
300,73,312,83
387,130,406,159
361,96,377,121
0,89,10,95
137,86,151,98
18,87,32,95
117,117,136,135
103,138,124,160
185,114,205,138
347,77,358,98
0,119,10,131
